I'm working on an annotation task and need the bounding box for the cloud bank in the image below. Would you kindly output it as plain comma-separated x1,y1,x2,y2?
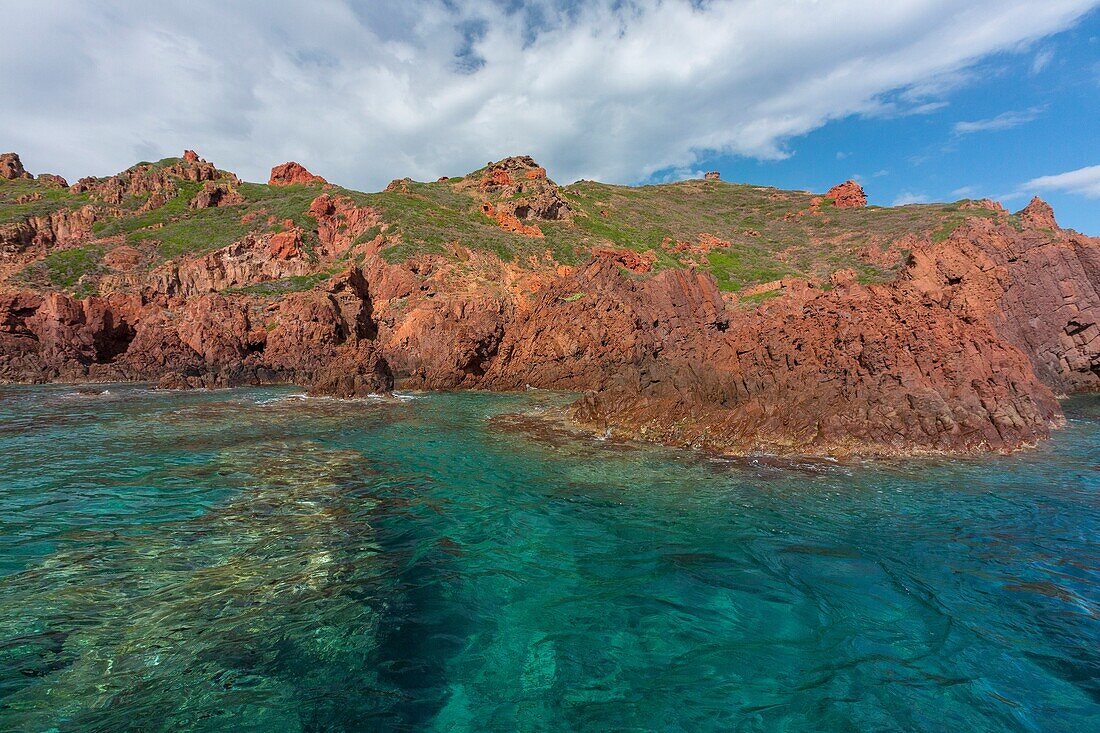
1024,165,1100,198
1,0,1097,190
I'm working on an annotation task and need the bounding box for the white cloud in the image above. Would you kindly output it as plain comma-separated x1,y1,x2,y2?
650,167,707,183
952,107,1045,135
1023,165,1100,198
893,191,931,205
1031,47,1056,73
0,0,1096,190
908,101,951,115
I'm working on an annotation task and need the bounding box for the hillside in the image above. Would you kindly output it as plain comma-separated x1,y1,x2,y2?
1,150,1097,456
3,152,1000,299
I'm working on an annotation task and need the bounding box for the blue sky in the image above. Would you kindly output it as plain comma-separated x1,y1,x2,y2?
2,0,1098,233
686,10,1100,233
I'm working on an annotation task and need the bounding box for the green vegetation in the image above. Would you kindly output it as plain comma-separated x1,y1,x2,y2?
738,289,783,305
353,224,383,246
17,244,106,296
560,292,585,302
931,216,964,243
226,271,334,297
2,157,1010,300
556,179,973,291
89,181,324,263
0,178,91,222
705,249,791,292
334,182,580,265
43,245,104,287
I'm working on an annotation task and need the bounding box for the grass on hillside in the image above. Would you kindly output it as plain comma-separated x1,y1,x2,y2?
337,182,581,265
4,160,1011,299
225,271,334,297
0,179,92,223
559,180,991,290
18,244,105,297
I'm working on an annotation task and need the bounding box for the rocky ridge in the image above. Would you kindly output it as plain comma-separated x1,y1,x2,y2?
0,151,1096,457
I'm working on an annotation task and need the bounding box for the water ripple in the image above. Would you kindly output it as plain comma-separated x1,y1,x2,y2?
0,386,1096,731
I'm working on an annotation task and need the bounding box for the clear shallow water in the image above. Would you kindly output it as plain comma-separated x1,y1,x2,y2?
0,385,1096,732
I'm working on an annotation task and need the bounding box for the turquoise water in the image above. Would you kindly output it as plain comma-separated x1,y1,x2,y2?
0,385,1096,732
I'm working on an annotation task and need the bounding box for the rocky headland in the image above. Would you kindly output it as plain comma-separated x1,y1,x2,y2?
1,151,1096,456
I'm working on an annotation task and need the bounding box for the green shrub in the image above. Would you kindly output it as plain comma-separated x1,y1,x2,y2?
41,245,105,288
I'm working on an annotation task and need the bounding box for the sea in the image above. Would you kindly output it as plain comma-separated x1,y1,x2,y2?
0,384,1096,732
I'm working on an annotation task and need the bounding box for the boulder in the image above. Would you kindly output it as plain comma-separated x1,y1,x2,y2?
826,180,867,208
268,161,326,186
0,153,32,180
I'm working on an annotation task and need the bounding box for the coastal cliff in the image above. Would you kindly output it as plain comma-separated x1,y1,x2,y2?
1,152,1096,456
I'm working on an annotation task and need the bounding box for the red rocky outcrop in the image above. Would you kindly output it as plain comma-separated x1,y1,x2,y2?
0,206,97,258
462,156,573,225
592,247,655,273
37,174,68,188
70,152,228,205
0,266,389,393
0,153,32,180
481,202,543,238
384,177,413,193
1018,196,1059,230
474,257,1058,456
308,194,382,257
151,233,313,298
267,229,305,260
188,181,244,209
825,180,867,208
903,215,1098,394
269,161,327,187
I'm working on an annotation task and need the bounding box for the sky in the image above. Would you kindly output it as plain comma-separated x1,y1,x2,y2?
2,0,1098,233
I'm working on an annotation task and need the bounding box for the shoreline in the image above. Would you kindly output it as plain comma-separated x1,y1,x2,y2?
6,376,1094,462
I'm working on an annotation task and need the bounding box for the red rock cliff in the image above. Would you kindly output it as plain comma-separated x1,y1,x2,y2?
0,153,1096,458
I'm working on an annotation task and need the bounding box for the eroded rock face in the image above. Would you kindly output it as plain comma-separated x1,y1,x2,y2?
308,194,382,257
571,277,1056,456
0,291,142,382
457,255,1057,456
382,293,507,388
0,206,97,258
151,233,313,298
269,162,326,187
189,181,244,209
0,266,388,393
825,180,867,208
481,202,543,238
0,153,32,180
904,217,1098,394
592,247,655,273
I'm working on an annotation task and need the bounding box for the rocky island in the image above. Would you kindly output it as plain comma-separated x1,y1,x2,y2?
1,151,1096,456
